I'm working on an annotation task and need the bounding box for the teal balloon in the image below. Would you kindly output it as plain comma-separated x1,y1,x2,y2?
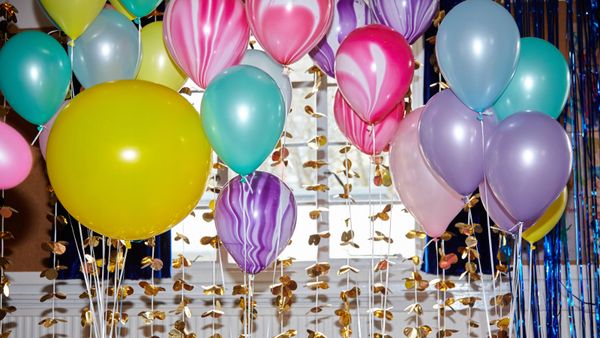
120,0,162,18
493,37,570,120
70,9,140,89
0,31,71,126
201,65,285,176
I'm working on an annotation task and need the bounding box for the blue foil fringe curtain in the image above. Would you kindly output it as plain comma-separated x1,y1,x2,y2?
423,1,600,337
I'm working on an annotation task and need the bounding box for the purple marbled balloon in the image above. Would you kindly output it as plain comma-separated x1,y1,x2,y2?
371,0,439,44
309,0,372,77
215,171,297,275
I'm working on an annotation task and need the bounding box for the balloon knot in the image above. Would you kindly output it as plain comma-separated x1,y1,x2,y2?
37,125,45,132
67,40,75,47
282,66,292,76
240,176,247,183
134,18,141,25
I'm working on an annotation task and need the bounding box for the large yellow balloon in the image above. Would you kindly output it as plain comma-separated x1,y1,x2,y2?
109,0,136,21
40,0,105,41
523,187,568,244
136,21,188,91
47,80,212,240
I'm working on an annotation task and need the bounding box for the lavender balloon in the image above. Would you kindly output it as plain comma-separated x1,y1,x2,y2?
479,182,533,234
419,90,497,197
372,0,439,44
309,0,372,77
485,112,572,223
215,171,297,275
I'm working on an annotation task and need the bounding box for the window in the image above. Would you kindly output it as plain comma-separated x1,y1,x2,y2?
172,39,426,265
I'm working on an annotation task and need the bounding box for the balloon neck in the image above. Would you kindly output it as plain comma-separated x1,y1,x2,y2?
476,110,493,122
240,176,247,184
282,66,292,76
134,18,141,25
67,40,75,47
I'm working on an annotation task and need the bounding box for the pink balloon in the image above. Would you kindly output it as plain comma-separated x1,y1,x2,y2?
0,122,33,189
390,107,463,238
39,100,69,160
246,0,334,66
335,24,414,124
163,0,250,89
333,89,403,155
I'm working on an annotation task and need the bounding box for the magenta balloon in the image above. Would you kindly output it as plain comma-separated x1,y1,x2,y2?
479,181,533,234
215,171,297,275
39,100,69,160
333,90,403,155
485,112,572,222
0,122,33,189
390,107,464,238
419,89,497,197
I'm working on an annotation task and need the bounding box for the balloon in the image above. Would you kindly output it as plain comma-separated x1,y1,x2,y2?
0,31,71,126
136,21,187,91
71,9,140,89
523,187,568,244
46,80,212,240
390,107,464,238
419,90,497,197
108,0,136,21
485,112,572,222
240,50,292,114
115,0,162,18
493,37,571,121
39,0,105,41
371,0,439,44
0,122,33,190
39,101,69,160
335,24,414,124
164,0,250,89
215,171,297,275
246,0,334,65
333,90,403,155
309,0,372,77
201,65,285,176
479,181,533,234
436,0,520,112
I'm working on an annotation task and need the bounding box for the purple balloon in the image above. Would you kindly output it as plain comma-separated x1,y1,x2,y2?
485,112,572,222
215,171,297,275
371,0,439,44
309,0,372,77
479,181,533,234
419,89,497,197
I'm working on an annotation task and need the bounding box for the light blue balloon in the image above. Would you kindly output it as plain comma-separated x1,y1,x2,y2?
436,0,520,112
241,49,292,114
0,31,71,126
70,9,140,89
201,65,286,177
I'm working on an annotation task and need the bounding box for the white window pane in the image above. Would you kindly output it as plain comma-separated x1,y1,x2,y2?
170,212,217,262
328,204,416,259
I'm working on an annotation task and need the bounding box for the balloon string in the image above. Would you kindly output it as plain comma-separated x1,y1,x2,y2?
508,222,524,338
471,208,494,337
30,125,43,146
69,43,75,98
442,240,447,334
435,240,441,334
367,128,375,336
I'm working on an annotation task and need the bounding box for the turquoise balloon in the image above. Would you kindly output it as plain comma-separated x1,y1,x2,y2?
201,65,285,176
493,37,571,120
0,31,71,126
119,0,162,18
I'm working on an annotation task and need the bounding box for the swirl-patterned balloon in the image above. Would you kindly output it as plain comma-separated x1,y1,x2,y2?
246,0,334,65
215,172,297,275
163,0,250,89
309,0,372,77
333,90,403,155
335,24,414,124
371,0,439,44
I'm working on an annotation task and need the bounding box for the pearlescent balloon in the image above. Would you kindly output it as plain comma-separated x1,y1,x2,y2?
215,172,297,275
0,122,33,190
309,0,372,77
71,9,140,88
241,50,292,113
485,112,572,222
436,0,520,112
371,0,439,44
479,181,533,234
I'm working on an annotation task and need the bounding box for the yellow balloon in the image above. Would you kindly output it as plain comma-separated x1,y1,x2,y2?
523,187,568,245
136,21,188,91
109,0,136,21
40,0,105,41
47,80,212,240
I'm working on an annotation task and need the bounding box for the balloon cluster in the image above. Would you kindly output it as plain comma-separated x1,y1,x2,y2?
386,0,572,244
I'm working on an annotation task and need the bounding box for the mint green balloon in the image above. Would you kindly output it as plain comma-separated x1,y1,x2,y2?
0,31,71,126
493,37,570,120
201,65,285,176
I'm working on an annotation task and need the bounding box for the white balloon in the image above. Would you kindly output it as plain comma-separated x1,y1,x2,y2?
241,50,292,114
